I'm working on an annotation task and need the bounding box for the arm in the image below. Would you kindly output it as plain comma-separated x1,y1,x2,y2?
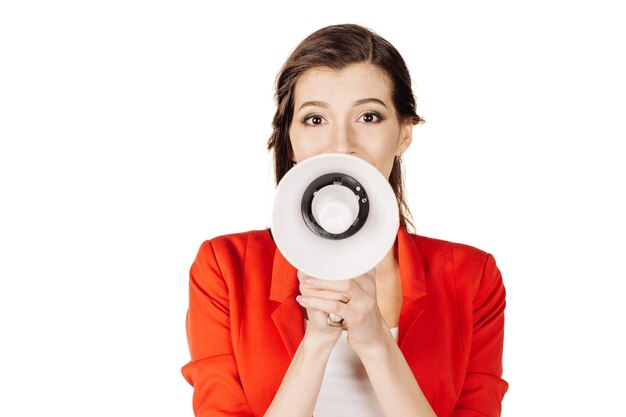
297,273,437,417
264,271,344,417
451,254,508,417
181,240,254,417
183,242,341,417
357,325,437,417
263,334,334,417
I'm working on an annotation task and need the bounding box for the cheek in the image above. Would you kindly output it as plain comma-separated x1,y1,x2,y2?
368,137,400,178
378,157,395,179
289,133,306,163
289,126,319,161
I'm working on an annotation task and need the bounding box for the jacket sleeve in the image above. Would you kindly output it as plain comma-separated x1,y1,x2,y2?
181,240,254,417
452,254,509,417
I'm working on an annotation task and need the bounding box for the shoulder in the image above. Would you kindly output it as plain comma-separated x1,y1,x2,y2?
408,232,501,298
189,229,276,294
198,229,274,263
199,229,273,258
203,228,268,245
410,232,492,266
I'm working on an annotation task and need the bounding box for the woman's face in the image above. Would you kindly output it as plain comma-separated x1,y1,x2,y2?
289,62,412,179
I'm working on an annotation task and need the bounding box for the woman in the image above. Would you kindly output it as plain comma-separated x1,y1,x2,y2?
182,24,507,417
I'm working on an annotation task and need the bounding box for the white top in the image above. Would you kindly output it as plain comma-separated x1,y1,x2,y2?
305,320,399,417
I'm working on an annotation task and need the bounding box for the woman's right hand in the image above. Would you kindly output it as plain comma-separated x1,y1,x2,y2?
296,270,344,348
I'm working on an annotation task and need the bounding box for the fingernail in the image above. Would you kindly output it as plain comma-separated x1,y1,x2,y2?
302,277,314,287
296,295,307,303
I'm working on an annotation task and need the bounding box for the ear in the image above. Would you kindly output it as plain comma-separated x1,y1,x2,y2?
396,121,413,155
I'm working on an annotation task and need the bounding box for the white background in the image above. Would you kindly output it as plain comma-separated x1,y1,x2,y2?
1,1,624,416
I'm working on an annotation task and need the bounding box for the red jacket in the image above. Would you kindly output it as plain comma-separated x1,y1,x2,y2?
182,227,508,416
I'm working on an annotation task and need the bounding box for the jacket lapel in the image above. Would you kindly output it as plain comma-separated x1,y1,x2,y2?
397,227,428,350
269,246,305,358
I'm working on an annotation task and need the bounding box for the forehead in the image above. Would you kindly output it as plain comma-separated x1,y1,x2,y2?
293,63,393,106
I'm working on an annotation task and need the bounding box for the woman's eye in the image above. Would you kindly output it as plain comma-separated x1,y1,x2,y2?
303,115,324,126
360,112,382,123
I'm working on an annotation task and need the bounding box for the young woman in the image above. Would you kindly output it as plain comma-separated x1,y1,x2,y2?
182,23,507,417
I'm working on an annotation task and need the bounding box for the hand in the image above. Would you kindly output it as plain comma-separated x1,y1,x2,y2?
296,270,343,348
296,270,390,356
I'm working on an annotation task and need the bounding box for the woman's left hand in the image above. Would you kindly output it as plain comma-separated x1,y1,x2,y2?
296,270,391,356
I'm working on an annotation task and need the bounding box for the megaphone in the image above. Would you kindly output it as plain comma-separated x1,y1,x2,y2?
271,153,399,281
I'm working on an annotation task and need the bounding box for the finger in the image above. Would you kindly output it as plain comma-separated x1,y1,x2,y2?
297,270,306,281
300,276,354,293
302,277,374,302
296,295,348,317
298,288,352,304
299,279,346,304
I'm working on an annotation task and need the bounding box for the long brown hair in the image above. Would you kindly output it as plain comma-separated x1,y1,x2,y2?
267,24,423,232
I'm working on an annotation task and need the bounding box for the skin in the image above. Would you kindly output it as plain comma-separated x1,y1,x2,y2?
264,63,436,417
289,62,412,178
289,62,412,348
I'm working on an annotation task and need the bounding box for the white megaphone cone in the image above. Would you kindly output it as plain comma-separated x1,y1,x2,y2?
271,153,399,281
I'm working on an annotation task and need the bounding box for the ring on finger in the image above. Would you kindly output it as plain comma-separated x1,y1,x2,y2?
327,313,344,327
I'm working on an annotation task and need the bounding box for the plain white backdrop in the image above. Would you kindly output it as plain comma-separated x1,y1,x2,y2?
1,1,624,416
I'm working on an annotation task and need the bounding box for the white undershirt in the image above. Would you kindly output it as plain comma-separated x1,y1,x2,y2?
305,320,399,417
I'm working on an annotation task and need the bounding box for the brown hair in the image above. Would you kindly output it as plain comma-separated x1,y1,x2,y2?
267,23,423,232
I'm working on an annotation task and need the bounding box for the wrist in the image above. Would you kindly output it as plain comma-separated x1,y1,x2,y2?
353,328,396,361
301,332,338,354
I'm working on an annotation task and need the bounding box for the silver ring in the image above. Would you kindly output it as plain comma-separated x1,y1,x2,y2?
327,313,344,327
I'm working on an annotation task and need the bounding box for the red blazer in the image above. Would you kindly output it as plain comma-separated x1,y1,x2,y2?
182,227,508,417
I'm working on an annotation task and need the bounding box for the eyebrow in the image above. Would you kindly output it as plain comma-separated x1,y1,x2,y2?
298,98,387,112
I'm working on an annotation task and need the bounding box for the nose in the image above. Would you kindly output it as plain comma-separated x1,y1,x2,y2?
325,123,357,155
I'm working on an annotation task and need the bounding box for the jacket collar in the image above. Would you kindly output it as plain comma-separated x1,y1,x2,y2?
396,226,427,302
267,226,428,354
395,226,428,348
269,241,299,303
268,238,303,357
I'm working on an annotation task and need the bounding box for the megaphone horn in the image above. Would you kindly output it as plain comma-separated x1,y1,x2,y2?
271,153,399,281
301,172,370,240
